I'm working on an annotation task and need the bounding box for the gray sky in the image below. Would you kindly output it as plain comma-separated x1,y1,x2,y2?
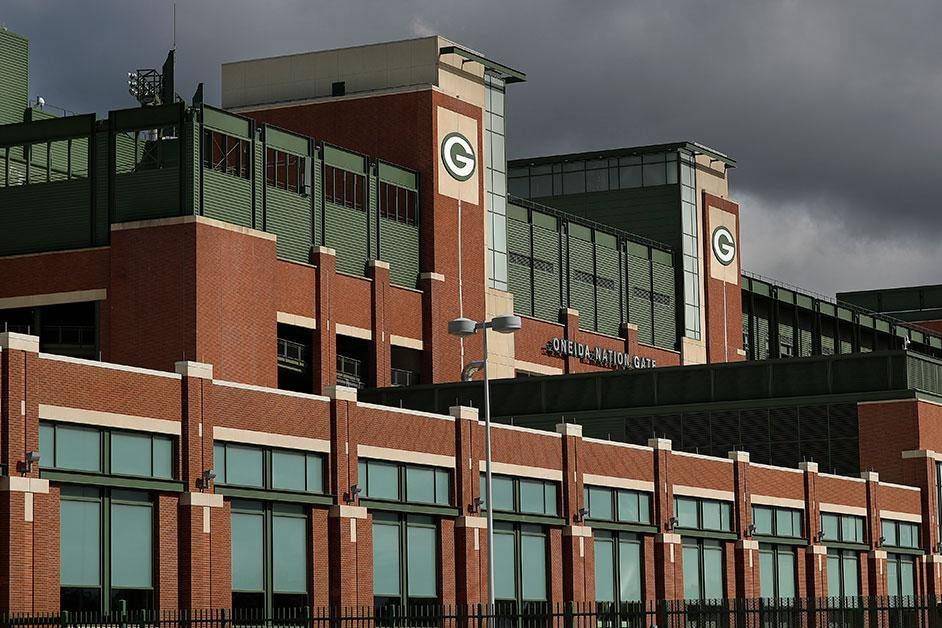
5,0,941,296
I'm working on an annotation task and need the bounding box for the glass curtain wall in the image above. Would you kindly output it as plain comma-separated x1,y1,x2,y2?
679,151,701,340
485,73,508,291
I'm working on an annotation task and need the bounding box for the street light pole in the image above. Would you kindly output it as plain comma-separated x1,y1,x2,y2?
447,314,521,613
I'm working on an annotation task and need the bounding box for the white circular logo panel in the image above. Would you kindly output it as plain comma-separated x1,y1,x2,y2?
712,226,736,266
441,132,476,181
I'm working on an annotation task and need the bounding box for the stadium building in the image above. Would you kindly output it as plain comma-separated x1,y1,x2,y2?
2,25,942,616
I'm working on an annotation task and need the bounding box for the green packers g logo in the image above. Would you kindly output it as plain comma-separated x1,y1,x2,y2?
712,226,736,266
441,132,476,181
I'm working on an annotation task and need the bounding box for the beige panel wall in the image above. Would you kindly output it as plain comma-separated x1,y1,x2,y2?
436,107,480,204
485,287,516,379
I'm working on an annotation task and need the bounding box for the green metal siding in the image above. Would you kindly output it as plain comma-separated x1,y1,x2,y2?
202,169,252,228
114,169,180,223
595,243,621,337
652,260,675,349
0,179,92,254
0,29,28,126
532,222,561,322
266,185,311,263
568,232,595,331
324,202,368,276
380,219,419,288
507,216,532,316
627,251,654,345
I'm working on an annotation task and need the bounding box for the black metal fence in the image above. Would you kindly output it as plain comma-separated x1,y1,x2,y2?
3,597,940,628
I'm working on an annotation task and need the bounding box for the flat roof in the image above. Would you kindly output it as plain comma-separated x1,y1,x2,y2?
509,141,736,169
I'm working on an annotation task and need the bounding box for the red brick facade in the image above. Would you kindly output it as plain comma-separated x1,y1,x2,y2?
0,332,938,611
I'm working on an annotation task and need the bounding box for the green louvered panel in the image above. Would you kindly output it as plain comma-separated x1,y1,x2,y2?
755,311,771,360
821,332,835,356
312,158,322,247
532,224,560,322
652,260,675,349
507,217,532,316
778,320,794,356
114,131,137,173
95,132,108,241
325,202,368,276
114,168,180,223
595,243,621,337
368,170,378,260
742,311,753,359
0,179,91,255
568,235,595,331
799,325,814,357
266,185,311,263
0,30,28,126
380,219,419,288
182,114,197,215
627,253,654,345
253,139,264,226
202,168,252,228
839,332,853,355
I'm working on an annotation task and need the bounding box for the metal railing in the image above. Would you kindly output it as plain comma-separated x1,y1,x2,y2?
5,597,939,628
390,368,419,387
277,338,309,371
337,354,364,389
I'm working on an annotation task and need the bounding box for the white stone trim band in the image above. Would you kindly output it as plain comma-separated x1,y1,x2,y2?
750,495,806,510
335,323,372,340
582,474,654,493
478,460,563,482
879,509,922,523
819,502,868,516
672,485,735,502
358,445,455,469
39,404,181,435
277,312,317,329
213,426,330,453
390,335,423,350
0,288,107,311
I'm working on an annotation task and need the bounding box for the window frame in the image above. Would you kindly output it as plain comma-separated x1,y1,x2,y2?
593,530,644,605
324,164,366,211
214,442,327,497
820,512,866,545
40,421,175,481
371,512,439,614
358,459,452,508
492,522,549,611
881,519,920,551
584,485,652,526
479,473,559,518
757,543,797,600
682,537,725,601
674,496,733,534
202,129,250,180
752,505,804,540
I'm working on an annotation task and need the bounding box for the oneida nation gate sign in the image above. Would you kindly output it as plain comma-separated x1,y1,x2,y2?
544,337,656,369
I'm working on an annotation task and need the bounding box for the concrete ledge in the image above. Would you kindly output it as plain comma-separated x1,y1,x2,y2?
420,271,445,282
923,554,942,564
870,549,887,560
335,323,372,340
728,450,750,463
564,525,593,538
390,335,424,350
556,423,583,438
0,332,39,353
112,215,277,242
0,477,49,494
737,540,759,550
799,461,819,473
277,311,317,330
449,406,479,421
325,385,358,402
810,544,828,555
860,471,880,482
329,504,368,519
180,492,224,508
736,348,747,357
902,449,939,460
313,245,336,257
620,322,639,332
456,516,488,529
560,307,579,317
369,259,390,270
657,533,681,544
175,361,213,379
647,438,672,451
0,288,107,311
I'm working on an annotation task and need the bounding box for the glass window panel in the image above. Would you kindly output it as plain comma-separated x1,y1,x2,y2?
588,487,613,521
111,432,153,477
39,422,54,467
406,521,437,597
306,455,324,493
521,532,547,600
60,498,101,586
683,544,701,600
231,511,264,591
899,523,914,548
111,501,152,588
777,549,796,598
753,507,773,536
434,469,450,505
56,425,101,472
676,497,698,528
854,518,864,543
900,557,915,596
702,501,721,530
373,519,401,596
544,482,558,516
491,476,515,511
842,554,859,597
759,548,775,598
594,535,615,602
619,536,642,602
841,516,856,543
213,443,225,484
520,479,546,514
508,177,529,198
776,508,797,537
666,162,678,184
226,445,264,488
405,466,435,504
618,491,640,523
530,174,553,197
882,520,897,547
826,552,840,596
152,437,173,479
619,165,642,188
638,493,651,524
586,168,608,192
273,515,307,593
367,461,399,500
562,171,585,194
272,451,306,491
493,526,517,600
887,559,899,597
720,503,732,531
821,514,839,541
642,163,666,186
702,543,723,599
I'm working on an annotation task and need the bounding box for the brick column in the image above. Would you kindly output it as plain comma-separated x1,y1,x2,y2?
451,406,486,605
312,246,337,394
324,385,373,606
900,450,942,595
419,272,450,383
557,423,593,602
801,461,828,598
174,360,227,609
648,438,682,601
0,332,55,613
729,450,759,598
368,260,391,388
621,322,639,360
560,308,580,374
861,470,887,597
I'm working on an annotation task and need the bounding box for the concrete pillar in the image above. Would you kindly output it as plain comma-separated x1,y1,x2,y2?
368,260,391,388
311,246,337,394
328,504,373,607
558,422,593,602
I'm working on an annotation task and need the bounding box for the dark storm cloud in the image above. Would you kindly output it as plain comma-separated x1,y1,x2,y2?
4,0,941,294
